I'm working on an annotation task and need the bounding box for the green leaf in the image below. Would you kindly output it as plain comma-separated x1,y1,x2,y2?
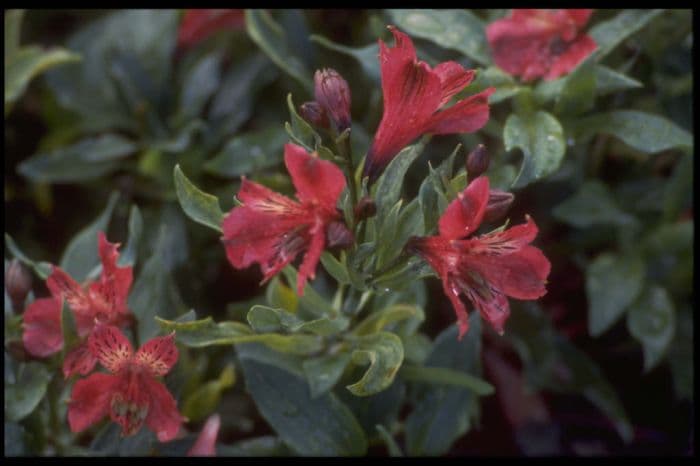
310,35,379,81
374,139,427,219
4,362,52,422
247,305,349,337
302,351,352,398
352,304,424,336
204,127,287,178
346,332,404,397
405,314,482,456
552,180,636,228
376,425,403,457
627,286,675,372
320,252,351,285
245,10,312,93
586,253,645,337
590,9,664,60
504,111,565,188
182,365,236,422
594,65,643,95
388,9,489,65
554,58,596,116
173,164,224,233
265,277,299,313
663,152,692,223
281,266,338,319
216,436,292,456
60,300,80,351
118,205,143,268
177,51,222,123
4,9,24,59
418,146,457,234
4,233,52,279
472,66,521,104
237,345,368,456
18,134,136,183
572,110,692,154
4,421,27,456
157,315,323,355
400,364,493,396
284,93,322,152
59,191,119,281
5,46,80,112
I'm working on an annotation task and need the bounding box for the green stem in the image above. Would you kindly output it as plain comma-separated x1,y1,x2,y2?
337,134,358,221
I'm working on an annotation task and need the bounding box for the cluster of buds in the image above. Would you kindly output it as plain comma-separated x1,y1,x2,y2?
300,68,352,134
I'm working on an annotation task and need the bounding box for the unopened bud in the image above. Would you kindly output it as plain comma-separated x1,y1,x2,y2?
353,196,377,221
314,68,352,132
325,221,354,250
466,144,489,179
483,190,514,223
6,259,32,312
299,101,329,129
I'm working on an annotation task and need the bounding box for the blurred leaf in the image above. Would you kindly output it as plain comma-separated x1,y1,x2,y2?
247,305,349,337
4,10,24,59
320,252,350,285
177,51,222,123
389,9,489,65
302,351,352,398
504,111,565,188
281,266,338,318
595,65,643,95
668,308,693,400
310,35,380,81
18,134,136,183
4,233,52,279
265,277,299,313
586,252,645,337
376,425,403,457
472,66,521,104
627,286,675,372
59,191,119,281
173,164,224,233
404,314,482,456
346,332,404,397
553,180,636,228
554,58,596,116
237,344,368,456
204,127,287,178
375,139,427,220
60,301,80,351
590,9,664,60
118,205,143,268
182,364,236,422
285,93,321,152
4,421,26,456
400,364,493,396
245,10,312,93
572,110,692,153
662,153,692,222
418,146,457,234
157,315,323,355
352,304,423,336
5,46,80,113
217,436,292,456
4,362,52,422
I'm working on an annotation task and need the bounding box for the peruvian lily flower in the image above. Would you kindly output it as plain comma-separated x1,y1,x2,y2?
486,9,597,82
363,26,495,182
177,9,245,48
68,325,183,442
406,176,550,338
222,143,352,295
22,232,133,378
187,413,220,456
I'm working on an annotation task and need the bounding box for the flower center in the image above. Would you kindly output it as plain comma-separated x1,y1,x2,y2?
110,392,149,436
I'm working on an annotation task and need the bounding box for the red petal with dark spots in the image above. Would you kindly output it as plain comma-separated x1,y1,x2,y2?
93,232,133,318
134,333,178,377
63,343,98,378
22,297,63,357
89,325,133,373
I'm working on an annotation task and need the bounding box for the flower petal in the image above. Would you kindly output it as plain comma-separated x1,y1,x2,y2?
439,176,490,240
134,333,178,377
88,325,133,373
433,61,475,106
423,87,495,135
296,227,325,295
22,297,63,357
46,266,91,326
188,413,220,456
545,34,597,81
143,376,184,442
443,275,471,339
466,215,539,254
68,373,118,433
284,143,346,209
465,284,511,335
177,9,245,48
63,343,98,378
565,9,593,28
94,232,133,317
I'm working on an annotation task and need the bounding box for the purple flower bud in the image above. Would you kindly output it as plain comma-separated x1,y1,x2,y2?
325,220,354,250
483,189,515,224
353,196,377,221
466,144,490,179
314,68,352,132
5,259,32,312
299,101,329,129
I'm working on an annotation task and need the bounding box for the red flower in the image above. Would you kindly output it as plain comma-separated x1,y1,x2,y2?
22,232,134,378
486,9,597,82
177,9,245,48
187,413,220,456
67,325,183,442
363,26,495,182
222,143,351,295
406,176,550,338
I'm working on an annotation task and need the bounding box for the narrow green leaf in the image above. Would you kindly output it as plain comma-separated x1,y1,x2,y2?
265,277,299,313
182,365,236,422
178,51,222,123
389,9,489,65
248,305,349,337
595,65,643,95
245,10,312,93
400,364,493,395
472,66,521,104
504,111,565,188
302,351,352,398
285,93,322,152
310,35,379,81
346,332,404,397
662,153,692,222
118,205,143,268
59,191,119,281
4,362,52,422
590,9,664,60
216,436,292,456
553,180,636,228
4,9,25,60
204,127,287,178
320,252,351,285
375,425,403,457
627,286,675,372
4,233,52,279
281,266,338,318
374,139,427,219
60,300,80,351
586,253,645,337
554,58,596,116
352,304,423,336
173,164,224,233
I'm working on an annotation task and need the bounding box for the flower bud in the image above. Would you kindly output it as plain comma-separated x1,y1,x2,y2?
353,196,377,221
466,144,490,179
325,221,354,250
483,189,515,224
314,68,352,132
6,259,32,312
299,101,329,129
